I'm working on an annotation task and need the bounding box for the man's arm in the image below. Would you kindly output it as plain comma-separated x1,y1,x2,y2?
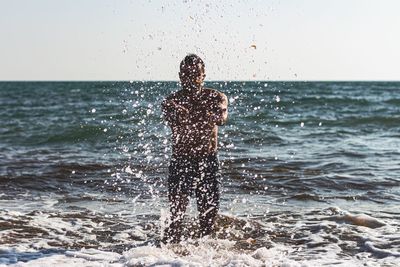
209,93,228,126
216,93,228,126
161,98,189,126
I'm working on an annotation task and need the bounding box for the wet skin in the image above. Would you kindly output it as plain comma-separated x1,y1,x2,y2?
161,60,228,242
162,87,228,157
162,59,227,157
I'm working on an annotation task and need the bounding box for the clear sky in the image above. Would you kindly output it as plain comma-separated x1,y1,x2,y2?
1,0,399,81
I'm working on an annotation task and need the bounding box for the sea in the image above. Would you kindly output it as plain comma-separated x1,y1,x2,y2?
0,81,399,267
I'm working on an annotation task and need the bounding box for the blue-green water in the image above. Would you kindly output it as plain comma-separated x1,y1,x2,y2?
0,81,399,266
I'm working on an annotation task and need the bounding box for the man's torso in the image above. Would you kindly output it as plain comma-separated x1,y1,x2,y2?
165,88,224,158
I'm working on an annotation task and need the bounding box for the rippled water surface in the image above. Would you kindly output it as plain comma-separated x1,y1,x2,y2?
0,81,399,266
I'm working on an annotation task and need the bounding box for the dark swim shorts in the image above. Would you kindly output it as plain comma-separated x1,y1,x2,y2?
166,153,220,241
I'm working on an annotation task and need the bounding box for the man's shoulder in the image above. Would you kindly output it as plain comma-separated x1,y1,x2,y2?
165,90,183,101
203,88,226,99
203,88,227,102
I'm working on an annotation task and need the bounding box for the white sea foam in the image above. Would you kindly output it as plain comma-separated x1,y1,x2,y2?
1,205,400,267
8,242,391,267
2,254,121,267
3,235,400,267
2,243,306,267
365,241,400,258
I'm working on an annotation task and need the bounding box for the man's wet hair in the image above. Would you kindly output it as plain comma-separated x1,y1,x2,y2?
180,54,205,74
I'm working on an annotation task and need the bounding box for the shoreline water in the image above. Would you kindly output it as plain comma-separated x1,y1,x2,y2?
1,81,399,266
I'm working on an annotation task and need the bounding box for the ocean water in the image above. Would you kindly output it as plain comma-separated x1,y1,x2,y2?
0,81,399,266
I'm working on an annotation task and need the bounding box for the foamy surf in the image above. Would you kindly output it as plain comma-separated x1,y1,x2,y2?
1,208,399,267
1,242,304,267
3,240,396,267
122,241,305,267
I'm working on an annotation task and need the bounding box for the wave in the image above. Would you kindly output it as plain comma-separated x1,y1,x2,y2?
240,115,400,128
385,98,400,105
39,125,109,144
280,96,373,107
326,209,386,228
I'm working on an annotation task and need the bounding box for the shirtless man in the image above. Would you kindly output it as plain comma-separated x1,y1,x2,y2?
161,54,228,242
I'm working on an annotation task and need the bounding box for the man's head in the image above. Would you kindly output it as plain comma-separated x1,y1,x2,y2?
179,54,205,91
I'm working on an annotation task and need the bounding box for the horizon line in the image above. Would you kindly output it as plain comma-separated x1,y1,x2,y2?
1,79,400,83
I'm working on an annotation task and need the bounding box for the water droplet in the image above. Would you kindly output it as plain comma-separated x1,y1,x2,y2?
300,122,304,127
91,108,96,113
124,166,133,174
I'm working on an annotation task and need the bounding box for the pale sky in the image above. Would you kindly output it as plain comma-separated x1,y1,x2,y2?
0,0,399,81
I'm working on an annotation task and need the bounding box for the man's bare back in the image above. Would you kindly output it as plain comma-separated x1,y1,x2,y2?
162,88,228,157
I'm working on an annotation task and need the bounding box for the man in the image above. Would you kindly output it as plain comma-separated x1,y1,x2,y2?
161,54,228,243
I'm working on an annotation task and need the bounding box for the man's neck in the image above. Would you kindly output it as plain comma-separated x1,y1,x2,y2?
182,84,203,95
